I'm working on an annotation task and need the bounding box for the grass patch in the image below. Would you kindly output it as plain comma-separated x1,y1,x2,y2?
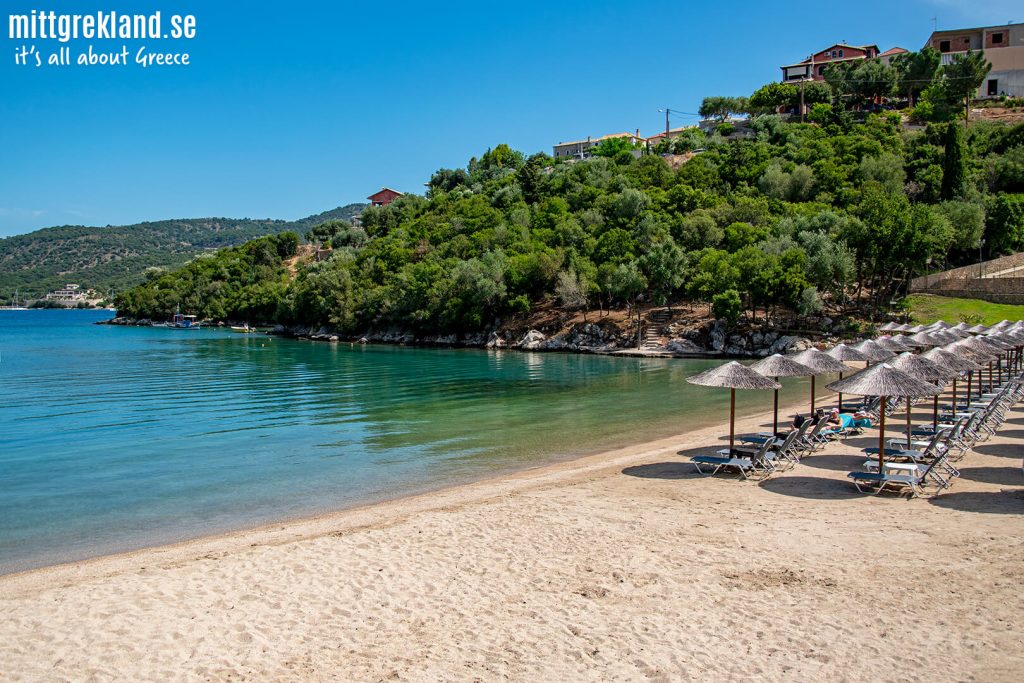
906,294,1024,325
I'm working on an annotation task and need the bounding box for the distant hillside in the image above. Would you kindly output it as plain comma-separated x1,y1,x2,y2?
0,203,365,298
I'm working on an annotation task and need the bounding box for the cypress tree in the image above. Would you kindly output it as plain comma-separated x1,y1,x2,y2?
941,122,966,200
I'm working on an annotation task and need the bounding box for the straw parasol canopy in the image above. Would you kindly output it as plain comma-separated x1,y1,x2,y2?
826,364,942,471
890,351,954,440
749,354,815,435
908,331,943,348
892,333,926,348
876,336,912,353
920,347,982,374
952,322,970,331
686,361,780,452
967,323,990,334
928,320,952,330
825,344,870,411
787,348,849,414
825,343,869,363
852,339,896,362
894,323,913,332
878,322,898,332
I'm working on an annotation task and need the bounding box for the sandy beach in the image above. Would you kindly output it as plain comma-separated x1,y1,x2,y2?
2,397,1023,682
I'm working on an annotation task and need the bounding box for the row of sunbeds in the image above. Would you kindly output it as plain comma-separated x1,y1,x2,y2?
848,377,1023,497
689,374,1022,497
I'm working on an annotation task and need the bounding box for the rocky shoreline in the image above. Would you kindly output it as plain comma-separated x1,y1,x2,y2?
100,315,828,358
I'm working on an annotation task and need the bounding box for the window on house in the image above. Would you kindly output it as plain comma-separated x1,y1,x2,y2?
988,79,998,96
839,49,844,57
939,40,950,52
992,32,1004,44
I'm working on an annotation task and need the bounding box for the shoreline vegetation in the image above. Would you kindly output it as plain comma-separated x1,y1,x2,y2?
2,397,1021,679
108,114,1024,349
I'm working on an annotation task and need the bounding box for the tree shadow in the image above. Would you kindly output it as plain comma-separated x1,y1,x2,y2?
758,475,861,500
973,443,1024,459
928,489,1024,514
956,466,1024,487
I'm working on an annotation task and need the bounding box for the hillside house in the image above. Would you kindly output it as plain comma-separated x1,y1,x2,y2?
925,22,1024,97
367,188,403,207
780,42,906,82
552,131,645,160
45,284,87,302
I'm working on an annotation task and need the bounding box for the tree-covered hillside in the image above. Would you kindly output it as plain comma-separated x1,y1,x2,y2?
116,115,1024,332
0,204,365,298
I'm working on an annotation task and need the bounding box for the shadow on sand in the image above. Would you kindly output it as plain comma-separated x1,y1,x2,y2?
973,443,1024,460
798,453,866,472
622,461,703,481
957,466,1024,487
758,475,860,500
621,446,720,480
928,489,1024,514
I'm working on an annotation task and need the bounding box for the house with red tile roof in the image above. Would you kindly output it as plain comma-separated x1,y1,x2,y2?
780,42,906,82
367,188,404,207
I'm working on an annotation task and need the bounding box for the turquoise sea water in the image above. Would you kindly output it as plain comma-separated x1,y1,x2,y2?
0,310,815,574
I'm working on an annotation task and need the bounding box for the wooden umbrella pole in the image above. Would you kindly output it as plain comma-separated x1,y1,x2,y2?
838,372,844,412
810,376,816,414
773,381,779,435
729,388,736,453
879,396,887,472
906,396,912,449
933,394,938,430
952,378,957,418
966,371,972,411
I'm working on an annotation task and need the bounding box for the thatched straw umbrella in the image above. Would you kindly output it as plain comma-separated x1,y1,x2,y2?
967,323,991,335
909,331,943,348
787,348,849,414
920,347,982,421
852,339,896,363
876,336,912,353
686,361,780,452
893,333,927,349
929,321,952,330
894,323,913,332
878,322,898,332
825,344,869,411
945,339,996,410
889,352,953,444
749,354,815,436
827,364,942,472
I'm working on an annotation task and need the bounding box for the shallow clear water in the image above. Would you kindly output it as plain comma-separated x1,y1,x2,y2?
0,310,814,574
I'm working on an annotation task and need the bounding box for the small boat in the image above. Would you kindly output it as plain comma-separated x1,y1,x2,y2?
230,324,258,333
170,306,201,329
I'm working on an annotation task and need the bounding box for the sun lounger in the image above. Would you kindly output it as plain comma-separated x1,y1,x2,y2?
691,438,776,480
847,456,947,498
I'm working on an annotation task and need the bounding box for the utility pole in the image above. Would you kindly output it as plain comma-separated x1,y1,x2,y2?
664,108,670,138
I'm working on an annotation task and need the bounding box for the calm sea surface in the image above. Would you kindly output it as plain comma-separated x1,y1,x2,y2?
0,310,814,574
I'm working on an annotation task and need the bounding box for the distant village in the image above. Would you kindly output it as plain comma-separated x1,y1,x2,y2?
551,21,1024,160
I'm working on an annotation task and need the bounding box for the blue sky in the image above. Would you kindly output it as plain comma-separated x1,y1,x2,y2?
0,0,1019,237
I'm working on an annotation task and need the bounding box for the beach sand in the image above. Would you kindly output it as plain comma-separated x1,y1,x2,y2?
1,399,1023,682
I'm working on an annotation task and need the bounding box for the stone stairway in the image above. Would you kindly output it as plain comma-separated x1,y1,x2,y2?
642,308,671,349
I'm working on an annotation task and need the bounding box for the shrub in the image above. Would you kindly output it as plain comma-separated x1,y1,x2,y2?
712,289,742,323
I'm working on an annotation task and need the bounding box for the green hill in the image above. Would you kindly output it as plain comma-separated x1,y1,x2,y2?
0,204,365,299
